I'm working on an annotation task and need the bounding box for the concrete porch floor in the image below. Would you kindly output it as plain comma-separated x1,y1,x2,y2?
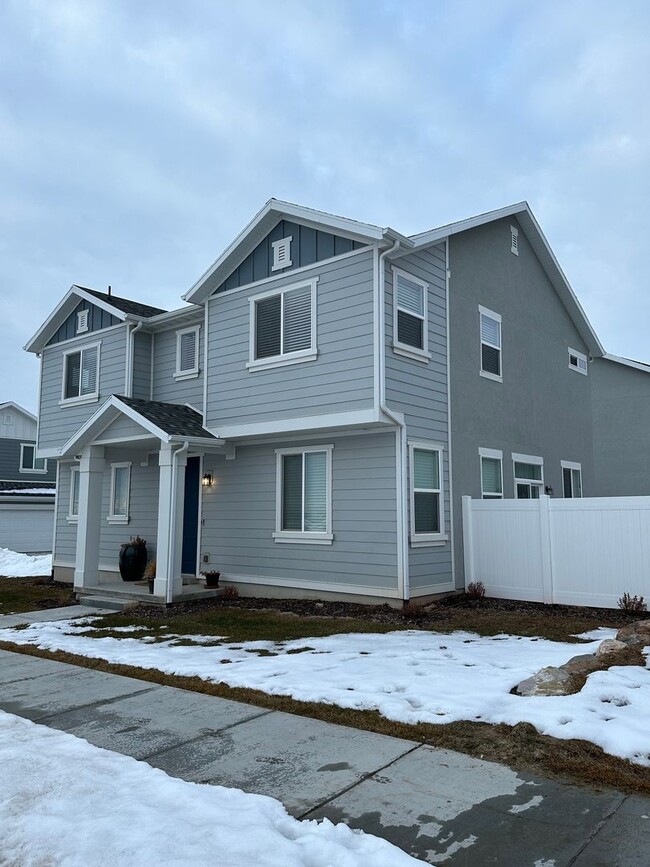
77,579,222,608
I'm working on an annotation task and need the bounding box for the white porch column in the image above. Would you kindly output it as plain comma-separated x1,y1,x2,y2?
74,445,105,590
154,443,188,602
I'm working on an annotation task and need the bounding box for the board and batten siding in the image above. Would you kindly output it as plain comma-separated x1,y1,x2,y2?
201,432,399,596
131,331,152,400
206,250,375,430
38,326,129,452
151,323,204,407
384,245,453,592
46,299,119,346
0,410,37,441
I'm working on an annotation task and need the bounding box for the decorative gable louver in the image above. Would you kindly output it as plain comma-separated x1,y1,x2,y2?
272,236,293,271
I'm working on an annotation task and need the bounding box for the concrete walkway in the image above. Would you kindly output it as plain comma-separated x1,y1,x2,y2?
1,638,650,863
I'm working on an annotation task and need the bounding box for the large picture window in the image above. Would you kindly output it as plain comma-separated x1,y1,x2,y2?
248,279,317,371
274,446,333,543
409,442,445,545
62,343,100,403
393,268,430,360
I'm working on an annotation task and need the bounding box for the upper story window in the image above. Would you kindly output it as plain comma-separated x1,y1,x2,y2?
562,461,583,498
108,462,131,524
568,348,588,375
513,453,544,499
393,268,430,361
247,279,318,372
20,443,47,473
175,326,200,380
76,309,89,334
479,306,502,382
479,448,503,499
409,441,446,545
273,445,333,544
511,226,519,256
61,343,100,405
271,236,293,271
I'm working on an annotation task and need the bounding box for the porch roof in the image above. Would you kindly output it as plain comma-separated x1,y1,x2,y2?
114,396,216,439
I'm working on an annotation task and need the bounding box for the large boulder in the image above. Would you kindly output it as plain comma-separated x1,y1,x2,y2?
561,653,601,677
516,666,572,697
596,638,628,657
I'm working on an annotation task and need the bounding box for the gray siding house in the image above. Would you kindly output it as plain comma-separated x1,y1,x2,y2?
25,199,629,604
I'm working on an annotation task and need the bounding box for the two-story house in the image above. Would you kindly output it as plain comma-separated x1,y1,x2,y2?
24,199,613,604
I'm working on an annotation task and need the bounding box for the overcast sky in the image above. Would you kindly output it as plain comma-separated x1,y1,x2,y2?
1,0,649,412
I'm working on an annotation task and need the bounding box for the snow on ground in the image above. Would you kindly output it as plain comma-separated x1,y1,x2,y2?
1,618,649,766
0,711,417,867
0,547,51,577
1,487,55,494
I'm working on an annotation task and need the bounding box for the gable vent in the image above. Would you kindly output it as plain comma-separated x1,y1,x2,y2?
77,309,89,333
510,226,519,256
272,236,293,272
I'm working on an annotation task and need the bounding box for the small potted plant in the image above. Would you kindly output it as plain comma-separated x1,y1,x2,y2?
201,570,221,589
119,536,148,582
144,559,156,594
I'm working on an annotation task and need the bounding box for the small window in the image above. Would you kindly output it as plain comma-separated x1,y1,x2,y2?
248,280,317,370
513,454,544,499
175,326,200,379
20,443,47,473
108,463,131,524
62,344,100,403
479,306,502,381
409,442,445,545
271,236,293,271
479,448,503,499
562,461,583,498
274,446,333,543
568,348,588,375
68,466,80,521
76,309,89,333
511,225,519,256
393,268,429,358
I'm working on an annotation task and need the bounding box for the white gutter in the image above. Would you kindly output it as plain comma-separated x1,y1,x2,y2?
376,239,410,603
167,440,190,604
124,321,144,397
445,237,455,589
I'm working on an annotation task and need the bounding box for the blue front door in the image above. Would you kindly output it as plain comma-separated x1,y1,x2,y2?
181,456,200,574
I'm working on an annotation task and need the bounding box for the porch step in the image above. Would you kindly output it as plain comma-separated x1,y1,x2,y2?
75,593,145,612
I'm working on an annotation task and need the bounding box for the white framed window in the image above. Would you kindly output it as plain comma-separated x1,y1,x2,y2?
108,462,131,524
479,306,502,381
392,267,430,361
175,325,200,380
513,453,544,499
76,309,89,334
20,443,47,473
562,461,583,498
271,236,293,271
479,448,503,499
273,445,333,544
511,225,519,256
247,279,318,372
568,348,588,375
61,342,100,405
68,465,80,522
409,441,446,545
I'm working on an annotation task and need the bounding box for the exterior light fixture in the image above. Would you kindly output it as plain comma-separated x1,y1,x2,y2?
201,473,213,487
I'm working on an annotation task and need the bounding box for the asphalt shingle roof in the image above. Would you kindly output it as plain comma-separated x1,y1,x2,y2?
114,396,216,439
0,481,56,496
78,287,167,319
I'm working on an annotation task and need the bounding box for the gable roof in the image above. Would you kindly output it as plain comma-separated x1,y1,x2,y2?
407,202,604,357
24,285,168,354
602,353,650,374
183,198,412,304
0,401,37,422
114,396,216,438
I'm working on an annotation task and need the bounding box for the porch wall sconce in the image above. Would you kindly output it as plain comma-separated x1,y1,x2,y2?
201,473,214,487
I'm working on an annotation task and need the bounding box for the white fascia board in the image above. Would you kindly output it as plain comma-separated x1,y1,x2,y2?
408,202,530,247
602,353,650,374
0,402,37,422
183,198,396,305
168,435,225,448
208,408,387,440
24,285,131,353
145,305,205,330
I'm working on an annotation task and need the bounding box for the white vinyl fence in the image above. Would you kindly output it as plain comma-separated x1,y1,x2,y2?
462,495,650,609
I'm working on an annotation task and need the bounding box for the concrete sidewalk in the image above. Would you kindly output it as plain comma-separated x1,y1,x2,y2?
1,647,649,864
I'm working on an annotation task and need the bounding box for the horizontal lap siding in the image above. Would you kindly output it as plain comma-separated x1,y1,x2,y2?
152,324,204,407
201,432,398,594
132,332,152,400
385,245,452,590
0,439,56,482
38,327,128,451
206,251,375,429
95,415,150,442
54,462,76,563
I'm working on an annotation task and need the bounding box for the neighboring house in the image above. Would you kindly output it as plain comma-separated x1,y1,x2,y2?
0,401,56,554
23,199,640,604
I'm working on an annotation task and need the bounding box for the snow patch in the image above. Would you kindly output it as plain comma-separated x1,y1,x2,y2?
0,547,52,578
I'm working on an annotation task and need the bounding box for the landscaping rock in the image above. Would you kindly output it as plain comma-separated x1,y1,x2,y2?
561,654,600,676
516,666,571,697
633,620,650,634
595,639,627,657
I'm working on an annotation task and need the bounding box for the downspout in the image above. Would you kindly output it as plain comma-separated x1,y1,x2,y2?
376,239,410,603
166,440,190,604
125,321,143,398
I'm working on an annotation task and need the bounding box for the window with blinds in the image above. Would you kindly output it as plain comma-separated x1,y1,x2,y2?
409,444,444,543
175,326,200,378
275,446,333,541
108,463,131,524
481,456,503,499
63,345,99,401
394,270,427,353
479,306,502,380
253,283,314,362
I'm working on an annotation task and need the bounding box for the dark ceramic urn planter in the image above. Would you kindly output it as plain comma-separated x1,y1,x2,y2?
119,539,148,582
203,571,220,589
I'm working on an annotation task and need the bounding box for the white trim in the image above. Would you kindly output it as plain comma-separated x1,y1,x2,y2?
372,247,380,416
513,453,545,499
19,443,48,474
408,440,446,545
445,236,455,589
51,460,60,559
561,461,583,499
410,581,456,597
248,277,318,369
67,465,80,522
479,305,502,382
246,349,318,372
219,571,400,599
512,452,544,465
274,444,333,542
602,353,650,374
175,324,201,379
203,297,209,421
60,340,101,405
60,396,174,456
568,347,588,375
76,309,89,333
479,449,503,499
560,460,582,470
510,225,519,256
271,235,293,271
212,408,381,440
0,401,37,422
478,447,503,459
150,331,155,401
42,322,126,354
108,461,131,524
391,266,430,360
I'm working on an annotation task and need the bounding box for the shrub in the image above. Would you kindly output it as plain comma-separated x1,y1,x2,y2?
143,559,156,579
618,592,647,613
402,601,425,621
221,585,240,601
466,580,486,601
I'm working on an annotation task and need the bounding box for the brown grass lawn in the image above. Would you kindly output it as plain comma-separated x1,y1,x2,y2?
0,576,76,615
